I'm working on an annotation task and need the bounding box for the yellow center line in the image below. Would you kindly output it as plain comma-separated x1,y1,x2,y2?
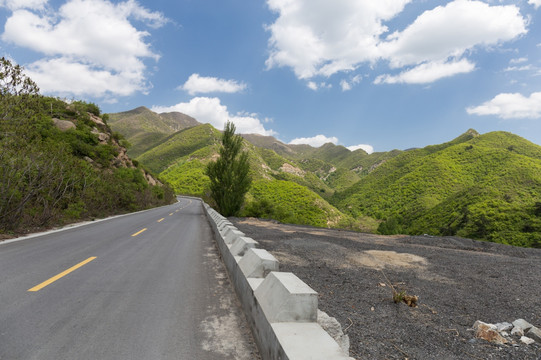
157,218,165,223
28,257,97,292
131,228,147,237
169,213,173,216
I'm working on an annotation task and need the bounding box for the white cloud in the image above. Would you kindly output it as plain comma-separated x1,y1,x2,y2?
466,92,541,119
265,0,412,79
340,80,351,92
25,57,146,97
375,59,475,84
2,0,166,97
151,97,276,136
347,144,374,154
306,81,331,91
341,75,362,91
504,65,533,72
289,134,338,147
510,57,528,64
529,0,541,9
265,0,528,85
180,74,247,95
379,1,527,69
307,81,318,91
0,0,46,10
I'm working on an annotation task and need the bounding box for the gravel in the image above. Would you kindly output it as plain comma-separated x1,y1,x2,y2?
231,217,541,360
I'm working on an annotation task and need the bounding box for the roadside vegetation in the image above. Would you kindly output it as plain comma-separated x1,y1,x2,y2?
0,58,174,237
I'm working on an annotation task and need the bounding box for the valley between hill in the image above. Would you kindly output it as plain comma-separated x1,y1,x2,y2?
232,217,541,359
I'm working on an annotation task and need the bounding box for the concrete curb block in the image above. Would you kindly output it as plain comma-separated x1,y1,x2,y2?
201,202,352,360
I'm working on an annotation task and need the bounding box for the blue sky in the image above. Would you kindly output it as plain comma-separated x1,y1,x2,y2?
1,0,541,153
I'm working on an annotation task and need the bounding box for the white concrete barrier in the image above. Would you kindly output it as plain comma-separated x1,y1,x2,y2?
201,201,352,360
255,272,318,323
223,227,245,245
230,236,259,256
238,248,279,278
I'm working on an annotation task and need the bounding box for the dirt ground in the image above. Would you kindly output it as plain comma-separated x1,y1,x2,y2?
231,217,541,360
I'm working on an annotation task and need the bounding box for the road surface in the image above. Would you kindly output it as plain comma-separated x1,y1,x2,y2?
0,197,258,359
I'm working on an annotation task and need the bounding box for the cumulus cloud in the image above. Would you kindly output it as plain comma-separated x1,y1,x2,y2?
307,81,318,91
347,144,374,154
289,134,338,147
466,92,541,119
529,0,541,9
306,81,331,91
1,0,166,97
151,97,276,136
375,59,475,84
265,0,528,85
180,74,247,95
379,1,526,69
340,75,362,91
0,0,46,10
25,57,146,97
265,0,411,79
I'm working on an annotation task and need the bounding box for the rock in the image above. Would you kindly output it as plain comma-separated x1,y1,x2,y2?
89,113,105,125
52,118,76,131
520,336,535,345
495,322,513,332
473,321,508,345
97,132,109,142
527,326,541,342
512,319,533,331
91,128,110,143
317,309,350,356
511,326,524,337
473,321,496,331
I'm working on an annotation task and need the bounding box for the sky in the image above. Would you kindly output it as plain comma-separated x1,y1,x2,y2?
1,0,541,153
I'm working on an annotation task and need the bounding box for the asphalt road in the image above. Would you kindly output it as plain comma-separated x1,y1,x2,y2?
0,197,258,360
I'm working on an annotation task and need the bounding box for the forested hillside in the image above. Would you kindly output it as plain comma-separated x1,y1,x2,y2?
110,106,541,248
0,59,174,237
333,130,541,247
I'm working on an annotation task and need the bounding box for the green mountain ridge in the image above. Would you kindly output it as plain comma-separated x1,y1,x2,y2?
334,130,541,247
108,106,200,157
109,107,541,248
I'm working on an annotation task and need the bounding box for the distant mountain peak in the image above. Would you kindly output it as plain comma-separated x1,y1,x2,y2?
465,128,480,137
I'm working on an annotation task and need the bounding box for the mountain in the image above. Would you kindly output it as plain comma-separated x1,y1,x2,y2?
107,106,200,157
1,99,175,237
332,130,541,247
109,107,540,248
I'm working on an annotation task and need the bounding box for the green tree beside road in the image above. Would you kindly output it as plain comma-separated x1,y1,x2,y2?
206,121,251,216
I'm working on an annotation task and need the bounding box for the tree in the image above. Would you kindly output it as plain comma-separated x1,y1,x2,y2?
206,121,251,216
0,57,40,133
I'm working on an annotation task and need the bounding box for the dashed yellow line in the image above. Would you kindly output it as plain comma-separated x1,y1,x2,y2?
169,213,174,216
157,218,165,223
28,257,97,292
131,228,147,237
